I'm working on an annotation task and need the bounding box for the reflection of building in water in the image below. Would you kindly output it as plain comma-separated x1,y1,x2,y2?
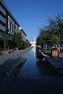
31,46,36,57
30,36,36,57
4,58,26,77
30,42,36,46
30,36,36,47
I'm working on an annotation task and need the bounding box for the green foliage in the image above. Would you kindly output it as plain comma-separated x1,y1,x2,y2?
12,32,24,49
8,39,17,48
11,32,31,49
18,41,24,49
51,35,60,45
36,14,63,46
23,39,31,48
36,36,43,45
36,28,51,45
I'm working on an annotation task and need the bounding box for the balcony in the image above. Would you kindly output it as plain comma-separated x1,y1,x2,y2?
8,30,14,35
6,29,14,35
0,6,6,16
0,24,5,31
0,15,6,23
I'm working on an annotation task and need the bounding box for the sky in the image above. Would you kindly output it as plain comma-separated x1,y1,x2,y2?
3,0,63,42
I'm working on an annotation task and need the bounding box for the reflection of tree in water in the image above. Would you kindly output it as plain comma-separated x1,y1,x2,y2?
36,47,43,60
36,47,59,77
36,59,59,77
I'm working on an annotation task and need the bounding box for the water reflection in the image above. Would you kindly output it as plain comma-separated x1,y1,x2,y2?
36,60,59,77
17,47,59,77
36,47,59,77
36,47,44,60
4,58,26,77
1,46,57,78
31,46,36,57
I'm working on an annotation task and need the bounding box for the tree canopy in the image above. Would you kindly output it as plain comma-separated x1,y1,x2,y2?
36,14,63,46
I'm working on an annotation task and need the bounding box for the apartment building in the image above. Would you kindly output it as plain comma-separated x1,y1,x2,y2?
19,28,27,41
0,0,19,49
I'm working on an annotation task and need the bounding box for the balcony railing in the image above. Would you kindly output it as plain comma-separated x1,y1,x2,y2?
0,24,5,31
0,6,6,16
8,30,14,35
0,15,6,23
6,29,14,35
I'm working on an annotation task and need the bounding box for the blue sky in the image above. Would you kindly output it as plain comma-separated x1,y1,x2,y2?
4,0,63,42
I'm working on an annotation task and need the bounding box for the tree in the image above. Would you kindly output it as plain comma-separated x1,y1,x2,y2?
23,39,31,48
36,14,63,47
36,27,51,46
12,32,24,49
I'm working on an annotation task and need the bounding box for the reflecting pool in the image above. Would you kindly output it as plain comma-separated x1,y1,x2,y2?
17,47,59,78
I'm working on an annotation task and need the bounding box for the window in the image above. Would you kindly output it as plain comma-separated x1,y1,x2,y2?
10,22,13,31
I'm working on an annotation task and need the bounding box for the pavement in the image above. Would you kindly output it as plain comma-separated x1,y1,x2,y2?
0,47,32,65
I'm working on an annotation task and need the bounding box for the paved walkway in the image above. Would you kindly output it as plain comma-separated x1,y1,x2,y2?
0,47,32,65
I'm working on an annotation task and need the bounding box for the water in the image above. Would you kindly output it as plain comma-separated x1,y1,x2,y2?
17,47,59,78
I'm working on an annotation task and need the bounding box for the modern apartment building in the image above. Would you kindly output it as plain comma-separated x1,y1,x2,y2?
0,0,19,49
19,28,27,41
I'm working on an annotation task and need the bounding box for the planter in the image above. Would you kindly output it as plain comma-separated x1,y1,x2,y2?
51,50,59,57
51,48,59,57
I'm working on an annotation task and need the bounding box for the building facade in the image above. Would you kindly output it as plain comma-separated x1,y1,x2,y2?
0,0,19,49
19,28,27,41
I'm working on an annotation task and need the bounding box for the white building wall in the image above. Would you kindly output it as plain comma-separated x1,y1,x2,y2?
8,16,18,32
8,16,14,31
15,28,20,33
